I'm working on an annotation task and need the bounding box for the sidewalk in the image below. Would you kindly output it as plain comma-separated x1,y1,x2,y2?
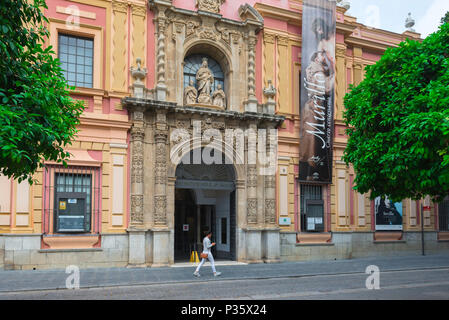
1,254,449,293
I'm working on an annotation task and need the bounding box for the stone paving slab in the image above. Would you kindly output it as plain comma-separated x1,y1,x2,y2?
1,254,449,293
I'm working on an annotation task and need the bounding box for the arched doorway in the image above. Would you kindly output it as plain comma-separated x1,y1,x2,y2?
174,149,236,262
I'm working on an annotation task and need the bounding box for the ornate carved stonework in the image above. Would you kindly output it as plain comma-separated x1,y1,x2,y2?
265,174,276,189
199,27,218,41
247,198,257,224
154,195,167,225
154,162,167,185
130,194,144,224
247,166,257,188
131,126,145,141
186,21,200,37
265,199,276,224
131,140,144,184
196,0,225,14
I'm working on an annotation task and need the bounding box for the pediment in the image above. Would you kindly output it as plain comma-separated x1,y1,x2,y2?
238,4,264,26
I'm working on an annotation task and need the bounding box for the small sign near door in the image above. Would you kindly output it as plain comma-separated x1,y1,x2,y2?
183,224,189,232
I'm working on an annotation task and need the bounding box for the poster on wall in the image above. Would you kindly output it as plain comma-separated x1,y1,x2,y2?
375,196,403,231
299,0,336,183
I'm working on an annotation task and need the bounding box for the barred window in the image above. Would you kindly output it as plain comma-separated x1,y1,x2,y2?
300,184,325,232
43,165,101,234
58,34,94,88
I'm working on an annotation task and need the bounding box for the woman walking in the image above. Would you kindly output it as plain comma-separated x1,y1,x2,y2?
193,231,221,277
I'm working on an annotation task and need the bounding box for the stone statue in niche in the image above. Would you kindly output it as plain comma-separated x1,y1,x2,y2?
196,58,214,104
184,79,198,105
212,84,226,108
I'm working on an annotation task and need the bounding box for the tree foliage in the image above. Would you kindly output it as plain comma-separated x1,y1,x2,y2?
0,0,84,183
343,23,449,203
442,11,449,25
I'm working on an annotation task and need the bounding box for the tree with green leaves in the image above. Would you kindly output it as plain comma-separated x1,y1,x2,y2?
343,23,449,203
442,11,449,25
0,0,84,183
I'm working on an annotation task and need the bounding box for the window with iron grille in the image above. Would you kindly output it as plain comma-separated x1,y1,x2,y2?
438,196,449,232
58,34,94,88
300,184,325,232
43,165,101,234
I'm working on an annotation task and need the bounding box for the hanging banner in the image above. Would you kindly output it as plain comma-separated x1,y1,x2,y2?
299,0,336,183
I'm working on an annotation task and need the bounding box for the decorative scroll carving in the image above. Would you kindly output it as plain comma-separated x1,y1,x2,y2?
231,33,240,45
247,166,257,187
199,27,218,41
131,194,144,224
247,34,257,99
196,0,225,14
112,0,128,13
154,195,167,225
131,140,144,184
186,21,200,37
156,15,168,90
265,174,276,189
131,126,145,141
247,198,257,224
131,4,146,17
264,199,276,224
154,162,167,184
216,25,231,43
336,45,347,58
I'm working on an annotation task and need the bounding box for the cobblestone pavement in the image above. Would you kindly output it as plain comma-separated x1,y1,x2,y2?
1,267,448,300
0,254,449,295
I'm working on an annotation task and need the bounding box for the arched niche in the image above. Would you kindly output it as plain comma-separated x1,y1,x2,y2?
182,41,233,110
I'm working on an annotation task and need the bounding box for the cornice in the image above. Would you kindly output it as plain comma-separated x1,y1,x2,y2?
253,3,300,25
122,97,285,126
345,36,396,53
79,115,132,130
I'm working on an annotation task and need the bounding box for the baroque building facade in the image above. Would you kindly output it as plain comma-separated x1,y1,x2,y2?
0,0,448,270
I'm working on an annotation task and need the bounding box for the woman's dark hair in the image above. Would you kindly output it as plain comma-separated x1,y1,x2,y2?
312,18,331,41
204,230,212,237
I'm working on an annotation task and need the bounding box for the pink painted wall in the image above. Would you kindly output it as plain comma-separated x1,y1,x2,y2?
172,0,293,21
362,50,382,62
45,0,107,27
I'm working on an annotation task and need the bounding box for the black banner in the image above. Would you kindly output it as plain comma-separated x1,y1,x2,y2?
299,0,336,183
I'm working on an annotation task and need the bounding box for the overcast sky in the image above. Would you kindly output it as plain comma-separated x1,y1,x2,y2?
346,0,449,37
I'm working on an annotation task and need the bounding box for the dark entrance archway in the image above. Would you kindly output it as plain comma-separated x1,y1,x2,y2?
174,151,236,262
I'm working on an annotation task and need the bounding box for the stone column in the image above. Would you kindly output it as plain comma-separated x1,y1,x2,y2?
245,122,263,263
235,178,247,262
246,123,258,225
155,11,168,101
128,108,146,267
151,110,170,266
263,124,280,262
245,30,258,113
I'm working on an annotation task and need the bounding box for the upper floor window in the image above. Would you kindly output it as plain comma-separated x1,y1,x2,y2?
58,34,94,88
